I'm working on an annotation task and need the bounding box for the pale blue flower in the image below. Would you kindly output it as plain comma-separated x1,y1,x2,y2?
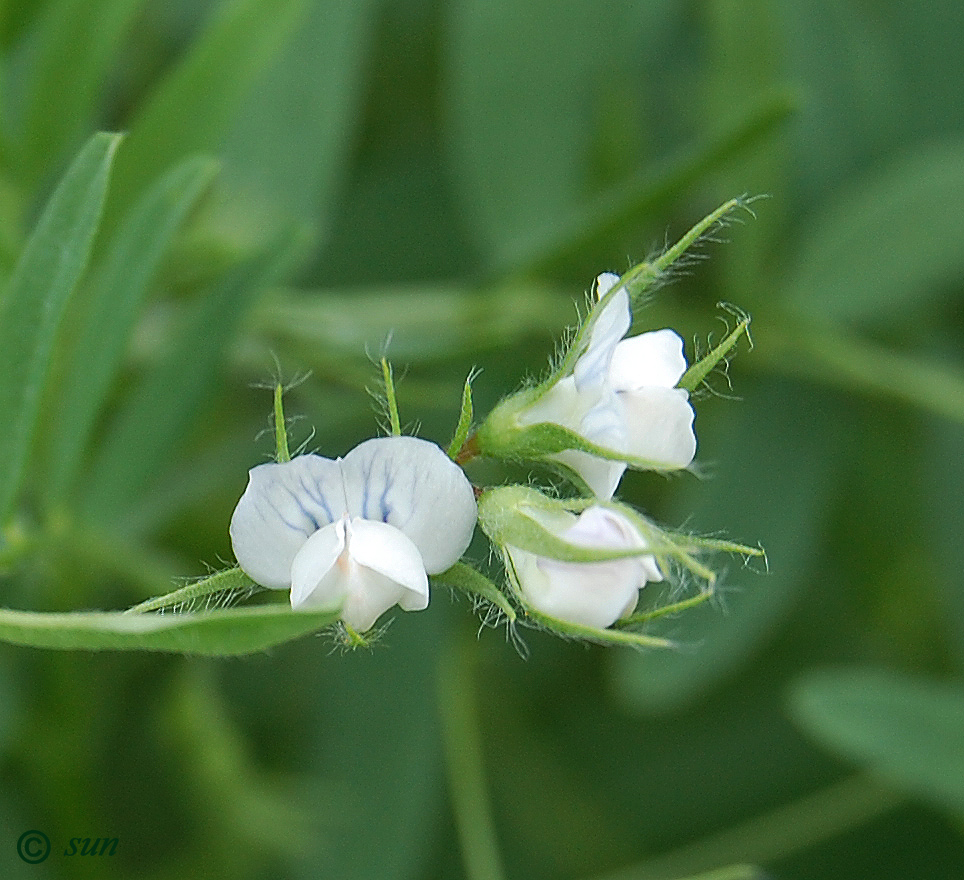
230,436,477,631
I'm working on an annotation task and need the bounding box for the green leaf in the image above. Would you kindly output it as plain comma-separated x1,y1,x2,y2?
18,0,143,183
783,140,964,325
444,0,633,255
0,603,339,655
788,668,964,816
107,0,310,216
45,156,218,503
927,421,964,668
219,0,376,223
254,282,575,363
0,131,122,521
483,92,792,280
80,227,305,521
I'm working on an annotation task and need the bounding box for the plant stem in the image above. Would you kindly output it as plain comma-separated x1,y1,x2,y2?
438,633,507,880
592,775,903,880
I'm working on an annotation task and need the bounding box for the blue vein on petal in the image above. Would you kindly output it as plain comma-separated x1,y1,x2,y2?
361,456,376,520
297,472,334,524
379,457,393,523
259,494,306,536
281,483,320,532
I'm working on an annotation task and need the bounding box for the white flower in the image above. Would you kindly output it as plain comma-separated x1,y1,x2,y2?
229,436,478,632
519,272,696,498
505,505,663,629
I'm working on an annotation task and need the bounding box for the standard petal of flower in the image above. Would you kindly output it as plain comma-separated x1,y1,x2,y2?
230,454,346,588
620,387,697,469
608,328,689,391
572,285,631,391
339,436,477,573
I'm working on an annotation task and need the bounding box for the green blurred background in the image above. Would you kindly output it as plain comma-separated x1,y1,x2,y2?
1,0,963,877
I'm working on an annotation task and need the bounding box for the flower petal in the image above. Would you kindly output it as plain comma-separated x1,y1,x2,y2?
505,505,661,629
290,516,428,631
620,386,697,468
594,272,621,300
289,517,347,609
573,285,631,391
551,449,627,499
230,454,346,588
346,517,429,611
608,329,688,391
338,436,477,573
516,377,588,432
508,545,643,629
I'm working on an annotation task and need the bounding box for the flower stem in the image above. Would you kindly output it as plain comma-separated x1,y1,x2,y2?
591,775,903,880
438,634,507,880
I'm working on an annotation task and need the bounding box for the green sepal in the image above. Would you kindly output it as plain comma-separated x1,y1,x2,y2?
273,383,291,462
536,197,757,384
478,485,663,564
476,397,685,474
679,305,752,392
447,371,476,460
125,566,262,614
381,357,402,436
432,561,516,622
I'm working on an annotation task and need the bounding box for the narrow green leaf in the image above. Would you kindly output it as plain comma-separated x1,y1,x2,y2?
254,283,574,363
108,0,310,215
81,227,305,521
19,0,143,183
0,603,339,655
927,421,964,668
445,0,634,255
486,92,792,279
760,321,964,426
0,131,122,521
220,0,376,222
783,139,964,325
45,156,218,503
125,567,262,614
789,668,964,816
